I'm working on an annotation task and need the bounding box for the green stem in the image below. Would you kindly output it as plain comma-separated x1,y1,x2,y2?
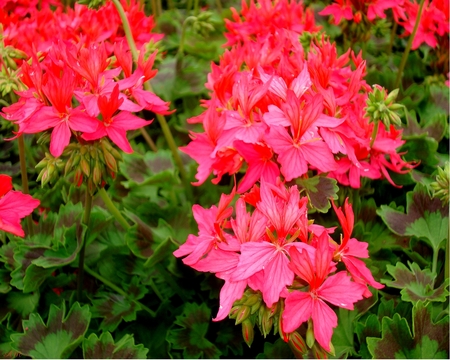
394,0,426,90
445,229,449,281
84,264,156,317
193,0,199,15
139,128,158,152
150,0,158,18
10,92,33,236
369,120,380,148
215,0,223,14
431,246,439,287
167,0,174,10
98,187,131,230
77,188,93,302
156,0,163,17
177,16,197,59
387,21,398,55
112,0,191,198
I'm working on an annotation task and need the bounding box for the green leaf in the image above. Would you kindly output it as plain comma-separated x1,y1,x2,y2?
0,314,18,359
355,315,381,359
367,302,449,359
331,308,357,358
256,338,293,359
6,291,39,317
383,261,449,303
377,184,448,251
32,224,86,268
91,281,148,332
167,302,221,359
11,302,91,359
405,211,449,251
296,175,339,212
83,332,148,359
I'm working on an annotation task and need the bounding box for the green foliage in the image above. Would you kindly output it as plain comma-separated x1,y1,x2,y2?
367,302,449,359
296,175,339,212
167,302,222,359
82,332,148,359
11,302,91,359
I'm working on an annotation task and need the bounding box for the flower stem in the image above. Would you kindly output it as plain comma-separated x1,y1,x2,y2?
394,0,426,90
139,128,158,152
9,92,33,236
98,187,131,231
369,120,380,148
387,21,398,55
84,264,156,317
111,0,191,198
77,188,93,302
177,16,197,59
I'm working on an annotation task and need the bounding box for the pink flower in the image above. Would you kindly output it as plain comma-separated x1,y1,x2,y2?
82,85,152,153
283,232,366,351
0,174,40,237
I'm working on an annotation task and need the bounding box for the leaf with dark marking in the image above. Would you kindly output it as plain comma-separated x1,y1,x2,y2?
296,175,338,212
167,302,221,359
367,302,449,359
383,261,449,303
83,332,148,359
11,302,91,359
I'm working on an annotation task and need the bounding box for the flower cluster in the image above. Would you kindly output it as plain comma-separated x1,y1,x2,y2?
320,0,449,50
0,0,162,57
2,41,170,157
224,0,319,46
181,4,413,190
174,181,383,351
0,174,40,237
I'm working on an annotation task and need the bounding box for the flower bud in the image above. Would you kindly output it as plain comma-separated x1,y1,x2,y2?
431,162,449,205
235,305,251,325
80,157,91,177
306,319,315,348
288,331,307,355
241,319,254,347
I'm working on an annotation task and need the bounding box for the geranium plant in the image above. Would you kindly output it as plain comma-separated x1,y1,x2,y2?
0,0,448,358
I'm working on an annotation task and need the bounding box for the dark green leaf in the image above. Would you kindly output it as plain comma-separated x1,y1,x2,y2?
167,302,221,359
6,291,39,317
296,175,338,212
256,338,293,359
367,302,449,359
11,302,91,359
83,332,148,359
383,261,449,303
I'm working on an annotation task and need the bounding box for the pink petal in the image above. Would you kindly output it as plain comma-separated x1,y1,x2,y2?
312,299,337,352
262,250,294,307
106,126,133,153
112,112,152,131
231,241,277,281
283,291,313,333
68,108,99,133
213,279,247,321
318,271,366,309
50,122,71,158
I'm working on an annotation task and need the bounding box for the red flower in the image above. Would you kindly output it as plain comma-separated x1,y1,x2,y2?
0,174,40,237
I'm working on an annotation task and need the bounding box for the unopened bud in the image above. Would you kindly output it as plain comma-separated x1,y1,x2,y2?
93,162,102,185
235,305,251,325
103,151,118,173
288,331,307,355
306,320,315,348
80,158,90,177
241,319,254,347
74,169,83,187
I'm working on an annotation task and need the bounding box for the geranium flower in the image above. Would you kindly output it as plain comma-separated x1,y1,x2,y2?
0,174,40,237
283,232,366,351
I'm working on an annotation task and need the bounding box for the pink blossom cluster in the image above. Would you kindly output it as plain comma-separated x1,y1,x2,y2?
320,0,449,49
0,0,163,57
2,41,171,157
224,0,319,46
181,21,413,190
174,181,383,351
